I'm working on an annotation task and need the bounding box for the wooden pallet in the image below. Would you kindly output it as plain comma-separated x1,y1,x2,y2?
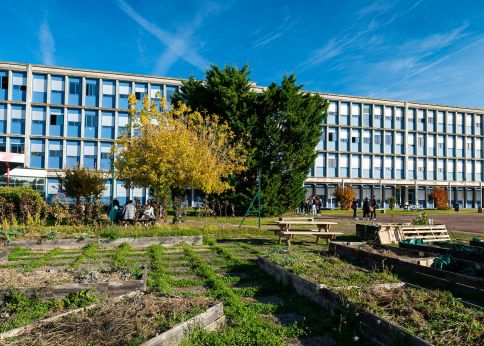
377,224,450,244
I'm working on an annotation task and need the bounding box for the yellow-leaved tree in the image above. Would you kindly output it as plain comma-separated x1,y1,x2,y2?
114,94,246,223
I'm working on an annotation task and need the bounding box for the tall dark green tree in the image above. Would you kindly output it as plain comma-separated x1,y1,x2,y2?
173,65,327,215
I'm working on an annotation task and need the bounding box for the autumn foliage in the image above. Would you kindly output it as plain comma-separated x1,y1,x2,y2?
333,186,357,210
430,187,450,210
114,94,246,223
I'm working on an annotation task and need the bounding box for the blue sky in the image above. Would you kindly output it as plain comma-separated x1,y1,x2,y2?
2,0,484,107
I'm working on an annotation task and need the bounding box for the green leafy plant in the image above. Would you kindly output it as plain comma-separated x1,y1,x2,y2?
42,230,59,241
411,211,429,225
386,196,397,210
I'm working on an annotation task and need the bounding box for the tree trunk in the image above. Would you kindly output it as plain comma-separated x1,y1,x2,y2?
171,188,183,224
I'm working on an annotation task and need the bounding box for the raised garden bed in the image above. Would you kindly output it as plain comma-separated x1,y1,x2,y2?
330,241,484,306
399,241,484,263
5,235,203,250
1,292,223,345
258,256,484,346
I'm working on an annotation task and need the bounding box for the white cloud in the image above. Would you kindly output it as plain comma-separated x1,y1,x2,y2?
39,19,55,65
114,0,213,74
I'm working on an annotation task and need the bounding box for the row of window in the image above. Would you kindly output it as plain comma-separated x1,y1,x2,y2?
319,127,483,158
327,102,483,135
0,71,178,109
0,105,128,139
312,154,483,181
0,137,113,170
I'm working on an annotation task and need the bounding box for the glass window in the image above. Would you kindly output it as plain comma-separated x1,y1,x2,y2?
68,77,82,106
118,82,131,109
48,140,63,169
11,105,26,135
0,71,8,100
30,140,44,168
102,80,115,108
166,86,178,107
0,105,6,133
0,137,5,152
49,108,64,136
10,138,24,154
51,76,65,104
83,142,97,169
32,74,47,103
150,84,162,109
66,141,80,168
135,83,147,108
12,72,27,102
101,112,115,139
31,107,46,135
100,143,112,170
84,111,98,138
117,112,129,137
85,79,99,107
67,109,81,137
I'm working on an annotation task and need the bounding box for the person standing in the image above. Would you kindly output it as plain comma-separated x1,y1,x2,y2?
311,196,317,216
351,199,358,220
370,195,378,220
109,199,121,224
362,197,370,220
123,200,136,224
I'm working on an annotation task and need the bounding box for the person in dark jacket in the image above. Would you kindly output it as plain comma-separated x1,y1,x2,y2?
362,197,370,220
351,199,358,220
370,195,378,220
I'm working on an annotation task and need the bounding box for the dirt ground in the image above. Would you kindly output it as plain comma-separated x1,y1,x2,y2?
313,211,484,237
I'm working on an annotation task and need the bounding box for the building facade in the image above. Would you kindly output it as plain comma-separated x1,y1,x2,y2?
0,62,482,208
307,94,484,209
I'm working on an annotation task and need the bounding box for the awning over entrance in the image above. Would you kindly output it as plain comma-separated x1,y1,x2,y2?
0,152,25,175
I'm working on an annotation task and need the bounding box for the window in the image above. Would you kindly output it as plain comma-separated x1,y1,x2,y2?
100,143,112,170
49,109,64,136
48,141,63,169
166,86,178,106
102,80,115,108
66,141,80,168
30,140,44,168
101,112,114,139
83,142,97,169
67,109,81,137
0,137,5,152
85,79,99,107
11,105,25,135
84,111,98,138
31,107,46,135
68,78,81,106
0,71,8,100
51,76,65,104
0,105,6,133
10,138,24,154
32,74,47,103
118,82,131,109
12,72,27,102
118,112,129,137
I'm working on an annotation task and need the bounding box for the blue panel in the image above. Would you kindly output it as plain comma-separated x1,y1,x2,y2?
66,156,79,168
102,95,115,108
49,110,64,136
85,80,99,107
33,92,46,103
51,91,64,104
67,124,81,137
0,121,5,134
0,72,7,100
315,167,325,176
101,127,114,139
31,121,45,135
84,111,98,138
11,120,25,135
118,95,129,109
30,154,44,168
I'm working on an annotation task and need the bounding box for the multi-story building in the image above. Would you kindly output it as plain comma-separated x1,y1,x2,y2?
0,61,482,208
306,94,484,209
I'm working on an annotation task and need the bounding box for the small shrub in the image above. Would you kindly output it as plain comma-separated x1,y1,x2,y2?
412,212,429,225
386,196,397,210
429,187,450,210
333,186,357,210
42,230,59,241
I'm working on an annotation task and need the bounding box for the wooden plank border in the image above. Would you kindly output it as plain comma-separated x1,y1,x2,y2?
5,235,203,250
257,256,431,346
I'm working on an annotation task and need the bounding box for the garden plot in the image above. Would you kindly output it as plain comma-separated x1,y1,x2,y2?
258,250,484,346
2,292,218,346
330,241,484,306
0,243,149,300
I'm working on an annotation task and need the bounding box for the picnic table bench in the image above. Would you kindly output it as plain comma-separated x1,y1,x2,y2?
271,218,341,245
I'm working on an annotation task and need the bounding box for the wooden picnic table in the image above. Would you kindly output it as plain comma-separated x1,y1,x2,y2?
274,220,338,232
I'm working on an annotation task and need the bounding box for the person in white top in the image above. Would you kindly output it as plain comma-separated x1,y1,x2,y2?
141,202,155,220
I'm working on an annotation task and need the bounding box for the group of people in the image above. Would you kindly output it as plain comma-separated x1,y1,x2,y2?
108,199,156,224
351,195,378,220
299,195,323,215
